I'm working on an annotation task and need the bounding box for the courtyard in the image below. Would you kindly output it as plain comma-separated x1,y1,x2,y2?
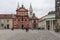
0,29,60,40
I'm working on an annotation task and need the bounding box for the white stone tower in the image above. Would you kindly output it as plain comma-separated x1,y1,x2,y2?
29,4,33,18
17,2,20,9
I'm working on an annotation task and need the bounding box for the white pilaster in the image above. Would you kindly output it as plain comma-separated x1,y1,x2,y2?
50,20,52,30
51,20,53,31
45,20,47,30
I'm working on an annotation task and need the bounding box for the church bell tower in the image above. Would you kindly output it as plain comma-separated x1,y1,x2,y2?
29,4,33,18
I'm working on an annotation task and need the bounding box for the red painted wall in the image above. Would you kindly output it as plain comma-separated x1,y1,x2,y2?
13,7,32,29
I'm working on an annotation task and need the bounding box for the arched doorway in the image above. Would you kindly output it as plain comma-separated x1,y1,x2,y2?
1,24,4,27
33,20,36,29
46,21,50,30
7,24,9,29
22,25,24,29
33,24,36,29
47,25,50,30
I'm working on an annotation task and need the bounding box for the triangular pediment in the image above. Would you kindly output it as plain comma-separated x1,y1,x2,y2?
17,8,28,12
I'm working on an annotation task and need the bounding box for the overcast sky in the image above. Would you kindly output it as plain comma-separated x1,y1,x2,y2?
0,0,55,18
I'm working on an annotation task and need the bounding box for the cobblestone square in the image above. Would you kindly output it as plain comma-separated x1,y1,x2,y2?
0,29,60,40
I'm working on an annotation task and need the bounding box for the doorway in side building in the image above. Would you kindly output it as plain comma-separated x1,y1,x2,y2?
7,24,9,29
46,21,50,30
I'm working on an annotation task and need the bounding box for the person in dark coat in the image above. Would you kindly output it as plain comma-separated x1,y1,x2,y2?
11,27,14,30
25,24,29,32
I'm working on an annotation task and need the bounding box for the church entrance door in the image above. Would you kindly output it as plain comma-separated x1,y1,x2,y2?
22,25,24,29
7,24,9,29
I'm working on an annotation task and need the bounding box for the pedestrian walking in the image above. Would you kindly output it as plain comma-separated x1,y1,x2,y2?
26,28,29,32
11,27,14,30
25,23,29,32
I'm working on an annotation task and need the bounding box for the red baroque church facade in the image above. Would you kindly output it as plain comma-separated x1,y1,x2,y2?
13,5,32,29
13,4,38,29
0,3,38,29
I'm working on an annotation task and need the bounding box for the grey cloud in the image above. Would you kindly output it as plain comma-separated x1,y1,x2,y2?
0,0,55,18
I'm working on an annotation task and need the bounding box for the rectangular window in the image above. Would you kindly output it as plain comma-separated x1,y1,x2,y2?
14,19,16,21
7,20,9,23
22,17,23,21
1,24,4,27
18,19,20,21
25,19,27,21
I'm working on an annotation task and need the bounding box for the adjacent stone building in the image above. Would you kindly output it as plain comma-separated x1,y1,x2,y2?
0,14,13,29
38,11,56,31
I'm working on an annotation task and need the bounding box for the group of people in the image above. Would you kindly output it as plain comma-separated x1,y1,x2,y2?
11,27,29,32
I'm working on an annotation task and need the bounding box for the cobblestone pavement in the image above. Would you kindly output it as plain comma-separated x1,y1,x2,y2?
0,29,60,40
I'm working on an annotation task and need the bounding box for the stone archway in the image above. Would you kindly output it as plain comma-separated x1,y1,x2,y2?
33,24,36,29
21,24,24,29
7,24,9,29
46,21,50,30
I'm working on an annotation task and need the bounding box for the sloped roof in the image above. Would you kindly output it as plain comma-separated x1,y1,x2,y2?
0,14,16,19
43,14,55,19
38,18,43,22
42,11,55,19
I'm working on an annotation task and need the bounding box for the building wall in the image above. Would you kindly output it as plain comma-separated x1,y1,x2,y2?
57,19,60,26
38,20,46,30
13,7,33,29
38,11,56,30
46,19,56,31
0,5,38,29
38,18,56,30
0,19,13,29
55,0,60,30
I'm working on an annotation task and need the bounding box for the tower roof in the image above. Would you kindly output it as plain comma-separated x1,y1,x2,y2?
29,4,33,13
17,2,20,9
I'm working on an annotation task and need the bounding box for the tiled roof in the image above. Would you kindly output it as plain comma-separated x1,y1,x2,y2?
0,14,16,19
38,18,43,22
